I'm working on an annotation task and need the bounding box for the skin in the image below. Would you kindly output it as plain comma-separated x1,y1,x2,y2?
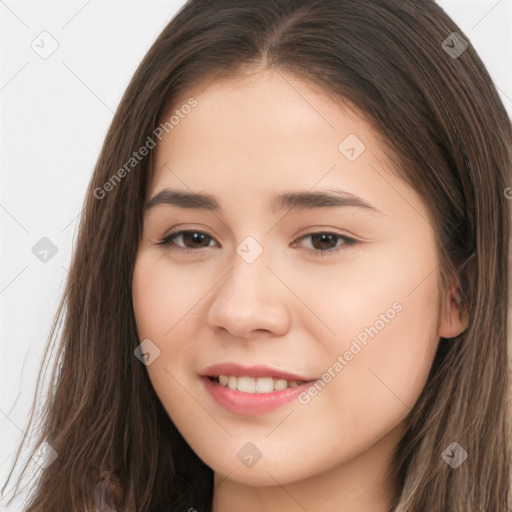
131,67,467,512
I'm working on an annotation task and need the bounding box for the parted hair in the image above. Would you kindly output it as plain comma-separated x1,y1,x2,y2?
2,1,511,511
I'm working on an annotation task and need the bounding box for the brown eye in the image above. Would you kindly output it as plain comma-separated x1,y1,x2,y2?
292,232,358,257
157,230,218,250
309,233,339,250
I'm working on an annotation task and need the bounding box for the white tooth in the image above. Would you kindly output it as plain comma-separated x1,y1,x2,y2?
255,377,274,393
228,376,238,390
274,379,288,391
218,375,228,386
288,380,298,387
237,376,256,393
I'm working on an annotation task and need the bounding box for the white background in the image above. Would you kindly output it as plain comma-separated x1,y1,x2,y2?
1,1,511,509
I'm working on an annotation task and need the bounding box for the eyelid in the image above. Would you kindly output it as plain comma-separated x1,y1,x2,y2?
156,227,360,257
292,231,359,257
156,228,220,249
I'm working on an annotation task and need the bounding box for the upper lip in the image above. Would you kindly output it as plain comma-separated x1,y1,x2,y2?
200,362,317,381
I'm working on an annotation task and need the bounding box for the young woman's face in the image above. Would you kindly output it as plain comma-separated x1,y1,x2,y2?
132,69,464,490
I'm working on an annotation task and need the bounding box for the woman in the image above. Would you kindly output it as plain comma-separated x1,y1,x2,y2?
3,0,511,510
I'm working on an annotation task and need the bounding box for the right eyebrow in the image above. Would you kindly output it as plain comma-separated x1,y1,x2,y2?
144,187,383,215
145,189,220,211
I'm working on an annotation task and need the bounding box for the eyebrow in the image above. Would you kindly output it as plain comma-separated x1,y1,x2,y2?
145,188,382,214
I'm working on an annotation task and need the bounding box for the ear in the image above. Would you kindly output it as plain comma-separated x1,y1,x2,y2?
438,276,469,339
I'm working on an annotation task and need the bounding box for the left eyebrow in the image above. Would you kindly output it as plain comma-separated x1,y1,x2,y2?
270,189,382,215
144,188,383,215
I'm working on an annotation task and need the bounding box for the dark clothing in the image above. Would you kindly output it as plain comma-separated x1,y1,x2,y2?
150,468,213,512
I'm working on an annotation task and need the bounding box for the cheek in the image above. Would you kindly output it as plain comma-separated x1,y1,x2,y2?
289,239,439,342
131,253,200,413
323,301,439,454
132,252,206,341
315,243,441,428
132,263,167,341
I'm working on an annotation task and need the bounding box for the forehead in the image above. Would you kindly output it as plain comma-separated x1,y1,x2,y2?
153,70,376,178
166,68,365,141
147,69,429,228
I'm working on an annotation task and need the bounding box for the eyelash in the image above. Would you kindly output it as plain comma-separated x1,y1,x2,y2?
156,229,358,258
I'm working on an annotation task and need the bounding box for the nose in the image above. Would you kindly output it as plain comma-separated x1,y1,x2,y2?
206,247,292,339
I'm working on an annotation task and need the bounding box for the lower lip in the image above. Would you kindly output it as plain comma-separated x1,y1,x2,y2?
201,376,316,415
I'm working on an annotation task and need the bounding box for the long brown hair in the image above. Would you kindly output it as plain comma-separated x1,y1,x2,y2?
2,1,511,510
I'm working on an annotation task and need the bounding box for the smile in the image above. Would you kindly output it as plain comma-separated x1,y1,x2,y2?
212,375,307,394
202,376,318,415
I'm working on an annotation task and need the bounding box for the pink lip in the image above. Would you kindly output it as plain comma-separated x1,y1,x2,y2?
202,376,316,415
200,362,316,381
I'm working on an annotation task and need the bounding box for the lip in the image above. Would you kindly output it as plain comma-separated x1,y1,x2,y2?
201,376,317,415
199,362,317,381
200,363,319,415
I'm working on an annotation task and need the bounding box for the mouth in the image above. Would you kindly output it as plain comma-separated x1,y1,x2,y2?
207,375,314,394
202,374,318,415
199,363,319,414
